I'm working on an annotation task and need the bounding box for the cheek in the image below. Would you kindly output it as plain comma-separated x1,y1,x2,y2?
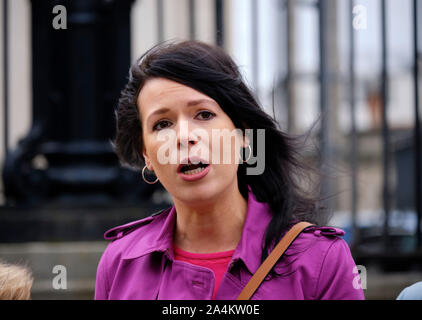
209,135,241,166
143,136,160,162
222,130,242,163
146,137,177,171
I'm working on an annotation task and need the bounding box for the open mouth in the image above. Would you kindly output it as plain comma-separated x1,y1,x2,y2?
179,162,210,175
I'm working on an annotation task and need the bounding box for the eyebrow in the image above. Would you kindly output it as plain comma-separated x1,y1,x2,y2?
146,98,217,121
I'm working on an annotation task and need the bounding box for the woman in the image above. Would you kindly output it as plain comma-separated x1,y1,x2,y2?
95,40,365,300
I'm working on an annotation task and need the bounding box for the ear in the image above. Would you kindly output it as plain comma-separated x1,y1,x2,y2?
142,147,153,171
241,125,251,148
243,134,251,148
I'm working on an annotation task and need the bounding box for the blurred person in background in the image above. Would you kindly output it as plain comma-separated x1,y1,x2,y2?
0,261,33,300
94,40,364,300
397,281,422,300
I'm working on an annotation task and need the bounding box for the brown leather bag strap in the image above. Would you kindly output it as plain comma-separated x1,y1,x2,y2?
236,221,314,300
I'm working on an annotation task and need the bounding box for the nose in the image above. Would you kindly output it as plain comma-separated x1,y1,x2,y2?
178,133,198,150
179,138,197,149
177,120,199,150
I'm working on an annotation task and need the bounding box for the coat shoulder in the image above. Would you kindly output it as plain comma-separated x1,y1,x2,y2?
103,207,171,241
283,225,347,258
299,225,347,251
302,225,346,238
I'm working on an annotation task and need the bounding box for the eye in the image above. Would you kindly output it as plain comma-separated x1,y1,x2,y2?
196,111,215,120
153,120,172,131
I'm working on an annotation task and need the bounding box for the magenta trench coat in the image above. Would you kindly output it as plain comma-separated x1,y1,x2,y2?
95,186,365,300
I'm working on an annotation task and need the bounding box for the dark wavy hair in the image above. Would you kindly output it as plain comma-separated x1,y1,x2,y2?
113,40,326,274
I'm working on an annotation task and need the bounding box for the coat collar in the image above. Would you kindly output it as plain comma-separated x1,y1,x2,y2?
122,185,273,275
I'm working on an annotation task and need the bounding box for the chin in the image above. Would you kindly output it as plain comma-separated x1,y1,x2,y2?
177,183,220,204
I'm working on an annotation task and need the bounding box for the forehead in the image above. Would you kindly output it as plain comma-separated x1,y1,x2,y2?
137,78,213,114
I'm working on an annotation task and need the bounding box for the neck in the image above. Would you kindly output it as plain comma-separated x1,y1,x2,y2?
172,183,248,253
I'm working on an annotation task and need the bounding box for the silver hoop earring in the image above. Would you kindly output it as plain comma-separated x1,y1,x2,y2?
242,144,252,163
142,165,159,184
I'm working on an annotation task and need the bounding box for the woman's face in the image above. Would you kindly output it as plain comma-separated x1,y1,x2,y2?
138,77,246,206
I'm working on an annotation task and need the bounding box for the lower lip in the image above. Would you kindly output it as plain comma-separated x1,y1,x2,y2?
178,165,211,182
